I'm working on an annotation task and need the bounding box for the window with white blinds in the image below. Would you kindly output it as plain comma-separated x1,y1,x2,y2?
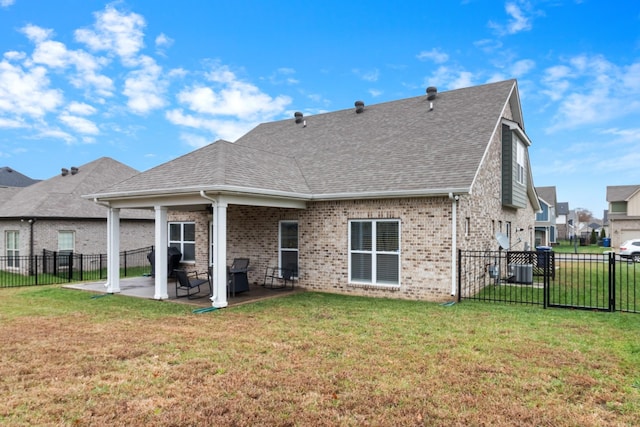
349,219,400,286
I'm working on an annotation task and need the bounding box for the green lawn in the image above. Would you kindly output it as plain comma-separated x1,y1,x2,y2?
552,239,613,254
0,285,638,426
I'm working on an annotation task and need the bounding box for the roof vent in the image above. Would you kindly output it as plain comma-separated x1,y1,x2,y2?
70,166,79,175
61,168,69,176
294,111,304,124
426,86,437,101
355,100,365,114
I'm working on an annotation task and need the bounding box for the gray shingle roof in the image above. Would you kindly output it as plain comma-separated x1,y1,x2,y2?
535,186,557,207
606,185,640,202
0,167,39,187
0,157,153,219
93,80,519,200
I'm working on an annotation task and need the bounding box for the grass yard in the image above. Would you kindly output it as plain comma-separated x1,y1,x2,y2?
1,286,639,426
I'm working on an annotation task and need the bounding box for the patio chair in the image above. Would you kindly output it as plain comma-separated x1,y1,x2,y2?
263,264,297,290
174,269,209,299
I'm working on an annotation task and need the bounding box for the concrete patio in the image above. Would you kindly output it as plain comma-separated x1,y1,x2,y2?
64,275,302,308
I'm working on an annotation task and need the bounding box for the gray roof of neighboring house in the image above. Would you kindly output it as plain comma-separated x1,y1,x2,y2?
556,202,569,215
535,186,557,208
0,157,153,220
606,185,640,202
0,167,39,187
91,80,523,200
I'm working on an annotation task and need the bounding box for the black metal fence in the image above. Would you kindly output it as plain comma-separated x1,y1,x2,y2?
458,250,639,313
0,246,153,288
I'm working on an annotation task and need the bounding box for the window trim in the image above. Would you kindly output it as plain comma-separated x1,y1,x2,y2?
6,230,20,268
58,230,75,252
168,221,196,263
348,219,401,287
279,220,298,276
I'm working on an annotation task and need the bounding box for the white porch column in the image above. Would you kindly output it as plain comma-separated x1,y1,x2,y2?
212,200,228,308
106,207,121,293
154,206,169,300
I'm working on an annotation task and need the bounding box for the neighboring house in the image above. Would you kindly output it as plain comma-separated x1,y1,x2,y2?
602,209,609,237
87,79,541,307
606,185,640,248
534,186,557,246
0,166,40,187
0,157,154,270
556,202,569,240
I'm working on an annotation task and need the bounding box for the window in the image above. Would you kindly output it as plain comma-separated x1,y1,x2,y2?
465,217,470,237
169,222,195,262
516,137,526,185
279,221,298,274
349,219,400,286
6,231,19,268
58,231,75,252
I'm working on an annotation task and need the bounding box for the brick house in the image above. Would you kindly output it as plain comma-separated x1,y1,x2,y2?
534,186,558,247
88,79,540,307
606,184,640,248
0,157,154,270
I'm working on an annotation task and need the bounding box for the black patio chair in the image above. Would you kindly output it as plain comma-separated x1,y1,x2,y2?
174,269,209,299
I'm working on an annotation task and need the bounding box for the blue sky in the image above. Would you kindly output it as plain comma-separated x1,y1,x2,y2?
0,0,639,218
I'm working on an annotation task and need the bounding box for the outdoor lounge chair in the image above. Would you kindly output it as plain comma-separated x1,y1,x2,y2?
174,269,209,299
263,264,297,289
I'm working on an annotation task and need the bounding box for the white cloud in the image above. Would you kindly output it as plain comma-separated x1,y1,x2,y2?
66,101,97,116
176,65,291,121
155,33,173,56
368,89,382,97
544,56,640,132
20,24,53,43
489,1,534,36
353,68,379,82
0,60,63,117
0,0,15,7
179,132,213,148
123,55,166,114
425,66,475,90
0,117,24,128
58,112,99,135
166,109,256,142
416,48,449,64
155,33,173,48
510,59,535,77
22,24,115,98
75,4,146,66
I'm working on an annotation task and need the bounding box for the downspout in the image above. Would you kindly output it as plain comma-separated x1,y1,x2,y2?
200,191,218,303
449,193,459,296
29,219,35,276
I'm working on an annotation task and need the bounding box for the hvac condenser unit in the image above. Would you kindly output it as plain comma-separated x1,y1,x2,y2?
508,263,533,284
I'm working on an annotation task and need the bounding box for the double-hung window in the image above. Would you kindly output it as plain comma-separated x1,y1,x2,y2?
516,137,526,185
349,219,400,286
169,222,195,262
6,231,19,268
279,221,298,274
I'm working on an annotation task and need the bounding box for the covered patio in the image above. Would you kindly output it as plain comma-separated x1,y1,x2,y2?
64,275,302,308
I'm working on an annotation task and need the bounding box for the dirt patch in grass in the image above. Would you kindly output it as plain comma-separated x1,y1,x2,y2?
0,291,638,426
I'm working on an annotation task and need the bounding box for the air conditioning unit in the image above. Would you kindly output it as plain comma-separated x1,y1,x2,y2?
508,263,533,284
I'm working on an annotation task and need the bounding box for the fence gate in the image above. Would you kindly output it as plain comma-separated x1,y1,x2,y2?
458,250,639,313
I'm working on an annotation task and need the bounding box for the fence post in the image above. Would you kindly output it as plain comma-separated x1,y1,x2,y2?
123,250,128,277
543,251,549,309
457,249,462,302
609,251,615,312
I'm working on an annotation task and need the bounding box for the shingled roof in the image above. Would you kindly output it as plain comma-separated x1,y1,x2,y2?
0,157,152,220
91,80,521,201
0,167,39,187
606,185,640,202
